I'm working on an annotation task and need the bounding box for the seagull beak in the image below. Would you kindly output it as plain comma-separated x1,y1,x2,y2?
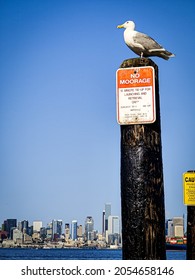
117,24,124,29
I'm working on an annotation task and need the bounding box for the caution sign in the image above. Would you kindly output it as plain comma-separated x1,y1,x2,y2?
116,66,156,125
183,172,195,205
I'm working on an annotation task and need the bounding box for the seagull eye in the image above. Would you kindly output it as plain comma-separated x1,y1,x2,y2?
126,21,129,23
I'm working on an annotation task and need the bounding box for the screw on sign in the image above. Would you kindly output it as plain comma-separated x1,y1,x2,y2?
116,66,156,125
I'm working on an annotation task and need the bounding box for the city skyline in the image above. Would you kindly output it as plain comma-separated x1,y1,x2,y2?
0,204,186,251
0,202,122,244
1,202,116,234
1,1,195,232
1,213,186,236
1,214,185,241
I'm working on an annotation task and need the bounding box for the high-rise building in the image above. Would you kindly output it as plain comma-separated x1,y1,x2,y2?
166,219,174,237
18,220,29,234
105,203,111,231
40,227,47,239
4,219,17,239
102,210,105,235
77,225,83,238
85,216,94,241
28,226,33,236
33,221,43,232
71,220,77,240
46,223,52,240
108,216,120,235
65,223,70,240
52,220,63,240
107,216,120,245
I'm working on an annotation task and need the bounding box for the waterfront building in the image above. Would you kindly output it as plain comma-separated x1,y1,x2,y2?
71,220,77,240
166,217,184,238
13,228,23,243
23,233,33,244
32,231,41,241
85,216,94,241
173,217,184,237
33,221,43,232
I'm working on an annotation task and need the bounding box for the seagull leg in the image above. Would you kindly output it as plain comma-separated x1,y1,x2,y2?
140,52,143,58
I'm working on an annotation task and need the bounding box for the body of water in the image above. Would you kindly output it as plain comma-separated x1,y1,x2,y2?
0,248,186,260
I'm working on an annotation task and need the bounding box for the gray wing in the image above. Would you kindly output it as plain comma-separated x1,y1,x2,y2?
133,32,163,50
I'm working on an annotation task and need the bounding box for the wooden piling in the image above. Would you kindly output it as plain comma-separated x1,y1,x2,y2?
186,170,195,260
187,206,195,259
120,58,166,259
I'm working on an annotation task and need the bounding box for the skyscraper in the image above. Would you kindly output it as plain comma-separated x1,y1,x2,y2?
4,219,17,239
105,203,111,231
52,220,63,240
102,210,105,235
108,216,120,235
20,220,29,234
107,216,120,245
71,220,77,240
85,216,94,241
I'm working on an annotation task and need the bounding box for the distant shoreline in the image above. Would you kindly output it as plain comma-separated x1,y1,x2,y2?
0,244,186,251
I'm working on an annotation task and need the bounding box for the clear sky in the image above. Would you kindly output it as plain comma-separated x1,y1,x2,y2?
0,0,195,232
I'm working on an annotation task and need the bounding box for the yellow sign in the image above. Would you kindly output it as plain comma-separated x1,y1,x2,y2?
183,172,195,205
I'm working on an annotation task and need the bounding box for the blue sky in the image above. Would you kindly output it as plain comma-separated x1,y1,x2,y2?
0,0,195,232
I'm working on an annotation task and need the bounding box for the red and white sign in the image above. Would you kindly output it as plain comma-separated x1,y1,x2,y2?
116,66,156,125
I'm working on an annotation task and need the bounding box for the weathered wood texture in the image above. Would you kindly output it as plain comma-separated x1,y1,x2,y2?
120,58,166,259
187,206,195,259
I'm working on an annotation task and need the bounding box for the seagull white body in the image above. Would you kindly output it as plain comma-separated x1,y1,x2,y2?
117,21,175,60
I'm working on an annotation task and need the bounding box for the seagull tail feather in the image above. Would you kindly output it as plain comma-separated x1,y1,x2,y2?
160,51,175,60
148,48,175,60
164,50,175,57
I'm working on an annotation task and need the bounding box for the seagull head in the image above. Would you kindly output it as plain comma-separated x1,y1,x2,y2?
117,21,135,30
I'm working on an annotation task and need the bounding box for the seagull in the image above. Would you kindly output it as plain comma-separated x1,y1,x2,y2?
117,21,175,60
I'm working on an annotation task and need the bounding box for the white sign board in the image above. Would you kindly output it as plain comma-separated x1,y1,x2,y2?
116,66,156,125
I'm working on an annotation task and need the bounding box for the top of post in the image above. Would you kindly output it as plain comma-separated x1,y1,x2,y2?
120,58,158,72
